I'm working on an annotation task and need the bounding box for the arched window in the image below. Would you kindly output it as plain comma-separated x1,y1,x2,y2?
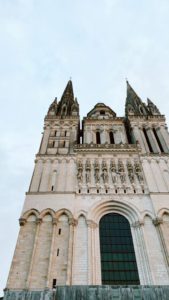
99,213,140,285
152,128,164,153
143,128,153,153
96,132,101,144
109,131,115,144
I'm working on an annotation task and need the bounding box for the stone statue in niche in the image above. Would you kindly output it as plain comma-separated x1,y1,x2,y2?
127,160,135,184
85,160,91,184
94,160,100,184
101,160,108,184
118,160,126,184
77,160,83,183
110,160,118,184
135,160,144,184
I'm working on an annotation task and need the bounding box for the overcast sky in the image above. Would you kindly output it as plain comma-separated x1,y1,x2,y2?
1,0,169,295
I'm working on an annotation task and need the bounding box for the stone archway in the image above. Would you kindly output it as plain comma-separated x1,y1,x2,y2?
87,200,153,285
99,213,140,285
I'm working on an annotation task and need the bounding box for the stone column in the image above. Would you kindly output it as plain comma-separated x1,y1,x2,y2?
153,218,169,277
143,216,169,284
145,127,159,153
131,221,153,285
94,225,102,285
26,218,42,289
47,218,57,289
29,159,43,192
66,159,75,192
157,159,169,191
132,125,146,153
86,127,92,143
155,126,169,153
142,158,158,192
50,160,59,191
56,159,67,192
39,159,51,192
100,128,105,144
87,220,93,284
83,127,87,143
140,129,150,152
160,125,169,149
40,125,50,154
151,159,166,192
66,218,77,285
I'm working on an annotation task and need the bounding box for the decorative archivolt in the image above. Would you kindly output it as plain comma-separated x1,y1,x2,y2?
87,199,142,225
157,208,169,219
20,208,74,225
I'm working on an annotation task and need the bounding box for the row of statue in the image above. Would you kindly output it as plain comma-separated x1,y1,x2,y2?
77,159,144,185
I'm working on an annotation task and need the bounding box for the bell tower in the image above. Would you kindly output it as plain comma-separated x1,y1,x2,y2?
4,80,169,299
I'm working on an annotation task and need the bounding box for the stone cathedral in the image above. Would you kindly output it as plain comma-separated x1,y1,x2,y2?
4,81,169,299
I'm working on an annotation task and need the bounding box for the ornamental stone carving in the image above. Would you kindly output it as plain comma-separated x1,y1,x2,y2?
94,160,100,184
85,159,91,184
118,159,126,184
134,160,144,184
101,160,108,184
127,160,135,184
110,160,118,184
77,160,83,183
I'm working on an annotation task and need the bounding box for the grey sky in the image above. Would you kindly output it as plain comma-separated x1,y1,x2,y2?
1,0,169,295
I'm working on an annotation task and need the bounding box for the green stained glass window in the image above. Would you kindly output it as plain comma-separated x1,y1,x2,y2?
99,213,140,285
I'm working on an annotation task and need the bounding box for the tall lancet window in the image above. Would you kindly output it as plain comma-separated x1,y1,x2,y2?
96,131,101,144
99,213,140,285
109,131,115,144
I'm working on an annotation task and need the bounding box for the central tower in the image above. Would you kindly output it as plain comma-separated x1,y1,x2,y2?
5,81,169,294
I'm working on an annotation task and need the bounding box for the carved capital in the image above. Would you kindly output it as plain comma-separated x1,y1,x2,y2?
19,218,26,226
153,217,163,226
36,218,42,225
69,218,78,226
86,219,98,228
52,218,57,225
131,220,144,228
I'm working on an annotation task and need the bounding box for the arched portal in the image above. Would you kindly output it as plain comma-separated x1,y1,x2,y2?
99,213,140,285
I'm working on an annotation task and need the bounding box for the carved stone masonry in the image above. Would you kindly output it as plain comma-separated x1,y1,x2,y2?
118,159,126,184
77,160,83,183
101,160,108,184
134,160,144,184
94,160,100,184
110,160,118,185
85,159,91,184
153,217,163,226
127,160,135,184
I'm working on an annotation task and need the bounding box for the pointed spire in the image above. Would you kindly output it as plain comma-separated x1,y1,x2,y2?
126,81,142,106
125,81,149,116
60,80,74,105
147,98,160,115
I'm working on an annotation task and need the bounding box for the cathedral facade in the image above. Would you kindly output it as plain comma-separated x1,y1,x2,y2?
5,81,169,292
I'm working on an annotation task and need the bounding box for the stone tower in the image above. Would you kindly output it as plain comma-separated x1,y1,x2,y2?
4,81,169,298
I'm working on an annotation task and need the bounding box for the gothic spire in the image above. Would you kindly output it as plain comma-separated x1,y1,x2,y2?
125,81,149,116
60,80,74,105
47,80,79,117
147,98,161,115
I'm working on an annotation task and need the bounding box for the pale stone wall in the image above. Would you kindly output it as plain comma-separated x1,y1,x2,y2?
143,215,169,284
49,214,69,286
7,214,37,289
72,216,88,284
28,214,53,289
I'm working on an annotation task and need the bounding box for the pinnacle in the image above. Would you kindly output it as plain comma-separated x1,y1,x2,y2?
60,80,74,104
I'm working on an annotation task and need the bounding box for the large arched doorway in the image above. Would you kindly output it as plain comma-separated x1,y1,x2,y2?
99,213,140,285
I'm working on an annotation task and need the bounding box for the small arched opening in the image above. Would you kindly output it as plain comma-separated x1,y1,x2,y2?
96,131,101,144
